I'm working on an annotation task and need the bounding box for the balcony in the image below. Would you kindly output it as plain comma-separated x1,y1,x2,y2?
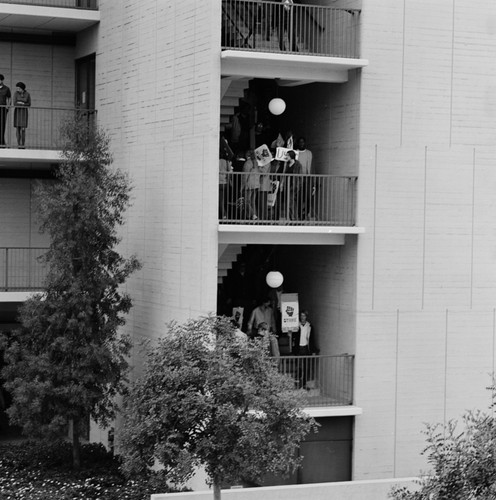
220,172,356,226
0,247,47,292
0,107,96,167
279,354,354,408
0,1,97,9
221,0,367,84
219,172,361,244
0,0,99,33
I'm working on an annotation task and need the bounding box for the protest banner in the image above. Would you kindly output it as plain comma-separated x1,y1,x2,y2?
275,147,299,162
281,293,299,333
254,144,273,166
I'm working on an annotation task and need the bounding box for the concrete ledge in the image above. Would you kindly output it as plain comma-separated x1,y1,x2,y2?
0,291,38,302
221,50,368,84
218,225,363,245
304,405,363,417
152,477,420,500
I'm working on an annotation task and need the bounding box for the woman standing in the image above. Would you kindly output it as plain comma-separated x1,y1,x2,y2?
242,150,260,220
13,82,30,148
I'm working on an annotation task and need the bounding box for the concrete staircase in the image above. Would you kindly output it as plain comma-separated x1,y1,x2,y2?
218,243,246,285
220,78,250,134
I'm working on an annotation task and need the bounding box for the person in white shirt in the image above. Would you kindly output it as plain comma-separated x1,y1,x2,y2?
294,310,319,388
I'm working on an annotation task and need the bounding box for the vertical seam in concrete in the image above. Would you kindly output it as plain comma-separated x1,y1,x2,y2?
444,309,449,425
449,0,455,147
493,309,495,419
372,145,378,309
29,179,32,248
51,45,54,107
180,139,184,311
400,0,406,146
393,309,400,477
201,135,205,311
470,148,476,308
422,146,427,309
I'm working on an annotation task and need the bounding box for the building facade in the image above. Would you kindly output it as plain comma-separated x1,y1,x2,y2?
1,0,496,490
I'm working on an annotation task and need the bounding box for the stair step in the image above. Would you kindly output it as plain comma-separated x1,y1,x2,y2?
221,96,240,107
221,105,236,116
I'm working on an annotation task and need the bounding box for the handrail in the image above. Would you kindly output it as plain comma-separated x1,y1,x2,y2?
219,172,356,226
279,354,354,407
0,106,97,150
222,1,252,49
221,0,361,58
0,247,48,291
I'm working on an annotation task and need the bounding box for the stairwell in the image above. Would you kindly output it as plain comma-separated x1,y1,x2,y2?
220,78,250,135
218,243,246,285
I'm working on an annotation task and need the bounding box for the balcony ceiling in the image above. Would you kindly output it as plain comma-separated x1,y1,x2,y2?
221,50,368,85
218,224,364,245
0,148,60,169
0,4,99,33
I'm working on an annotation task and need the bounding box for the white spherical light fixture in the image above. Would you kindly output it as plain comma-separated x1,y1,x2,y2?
268,98,286,116
266,271,284,289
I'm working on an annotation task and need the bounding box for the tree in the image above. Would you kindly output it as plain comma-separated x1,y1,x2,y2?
0,114,140,469
390,390,496,500
120,316,316,500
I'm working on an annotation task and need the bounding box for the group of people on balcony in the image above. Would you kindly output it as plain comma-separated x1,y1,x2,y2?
230,293,319,389
0,74,31,149
219,131,317,222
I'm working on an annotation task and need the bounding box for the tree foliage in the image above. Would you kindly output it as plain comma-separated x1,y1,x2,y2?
390,391,496,500
0,115,140,467
120,316,316,500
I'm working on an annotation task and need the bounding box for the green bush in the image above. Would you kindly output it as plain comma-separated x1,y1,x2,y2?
0,440,182,499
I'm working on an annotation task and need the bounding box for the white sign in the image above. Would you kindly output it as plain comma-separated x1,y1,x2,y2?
281,293,299,333
275,147,299,162
267,180,280,208
254,144,273,166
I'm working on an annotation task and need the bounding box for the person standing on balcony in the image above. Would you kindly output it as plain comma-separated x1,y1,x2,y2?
13,82,30,149
283,150,302,220
256,322,280,359
219,152,232,220
277,0,299,52
294,310,319,389
259,160,272,221
242,149,261,220
296,137,314,219
0,75,11,147
247,297,276,338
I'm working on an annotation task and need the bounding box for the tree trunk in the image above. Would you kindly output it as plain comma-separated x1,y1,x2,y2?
71,418,81,469
213,480,222,500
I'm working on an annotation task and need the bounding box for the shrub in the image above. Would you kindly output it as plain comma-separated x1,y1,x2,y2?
0,440,182,500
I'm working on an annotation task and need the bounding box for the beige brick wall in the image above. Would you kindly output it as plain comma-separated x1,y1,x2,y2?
95,0,221,352
354,0,496,480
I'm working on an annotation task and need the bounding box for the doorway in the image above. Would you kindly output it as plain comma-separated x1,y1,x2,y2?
75,54,96,110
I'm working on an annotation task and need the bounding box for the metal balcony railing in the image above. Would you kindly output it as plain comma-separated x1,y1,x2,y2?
0,0,98,9
0,106,97,150
0,247,48,292
222,0,360,58
219,172,356,226
279,354,354,407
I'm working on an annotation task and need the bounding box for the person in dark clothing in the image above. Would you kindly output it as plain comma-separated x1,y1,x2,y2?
0,74,11,147
293,311,319,389
13,82,30,148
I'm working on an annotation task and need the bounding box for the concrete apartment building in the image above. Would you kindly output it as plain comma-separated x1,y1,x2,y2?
1,0,495,492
